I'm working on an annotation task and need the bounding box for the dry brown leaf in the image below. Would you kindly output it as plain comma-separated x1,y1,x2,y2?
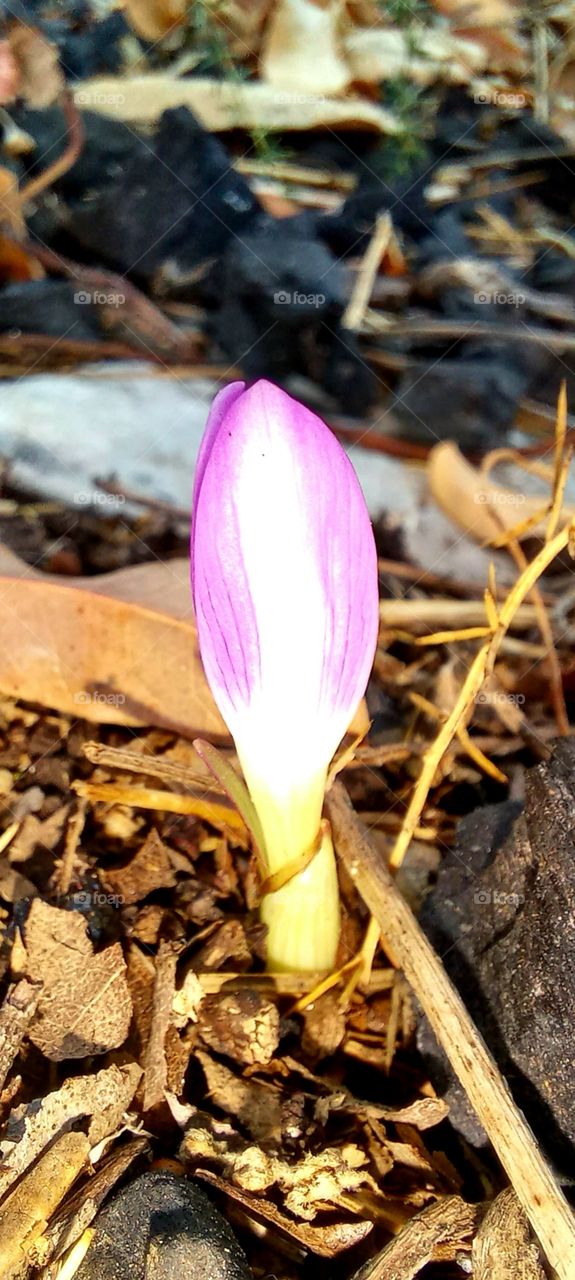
100,827,176,906
22,900,132,1061
427,442,573,543
261,0,349,95
343,26,486,86
431,0,526,73
197,1049,282,1141
72,74,399,132
301,990,346,1059
209,0,272,54
8,22,64,108
0,978,41,1094
142,940,178,1111
0,858,37,904
0,1063,141,1202
0,547,227,739
122,0,187,41
0,167,44,283
9,805,70,864
0,168,24,237
198,990,280,1066
433,0,516,22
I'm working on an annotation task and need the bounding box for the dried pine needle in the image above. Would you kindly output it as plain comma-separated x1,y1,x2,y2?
389,520,574,870
72,780,247,838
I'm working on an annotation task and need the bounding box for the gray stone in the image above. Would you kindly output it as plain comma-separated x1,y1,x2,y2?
74,1170,251,1280
419,740,575,1172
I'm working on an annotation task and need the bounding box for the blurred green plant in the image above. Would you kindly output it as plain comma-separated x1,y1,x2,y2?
378,78,434,179
382,0,431,22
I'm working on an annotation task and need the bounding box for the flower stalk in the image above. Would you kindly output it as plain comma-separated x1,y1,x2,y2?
191,380,378,972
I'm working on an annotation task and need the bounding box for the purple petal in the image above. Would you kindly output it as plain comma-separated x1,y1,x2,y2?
191,379,378,766
190,380,245,585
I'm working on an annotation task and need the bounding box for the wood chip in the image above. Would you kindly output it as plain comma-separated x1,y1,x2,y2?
473,1188,546,1280
0,1130,89,1279
0,977,41,1093
0,1063,141,1202
351,1194,480,1280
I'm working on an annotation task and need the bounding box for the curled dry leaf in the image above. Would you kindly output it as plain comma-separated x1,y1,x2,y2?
7,21,64,108
141,941,178,1112
343,26,486,87
122,0,188,41
197,1049,282,1142
427,442,573,543
261,0,349,96
431,0,526,73
73,75,399,132
22,900,132,1061
196,1168,373,1256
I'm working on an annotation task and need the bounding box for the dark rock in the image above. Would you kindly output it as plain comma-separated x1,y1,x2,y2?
528,247,575,297
213,220,370,407
418,740,575,1170
0,280,102,339
318,159,434,255
218,218,347,321
13,106,150,201
390,354,531,449
55,11,129,80
66,107,260,282
74,1170,252,1280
